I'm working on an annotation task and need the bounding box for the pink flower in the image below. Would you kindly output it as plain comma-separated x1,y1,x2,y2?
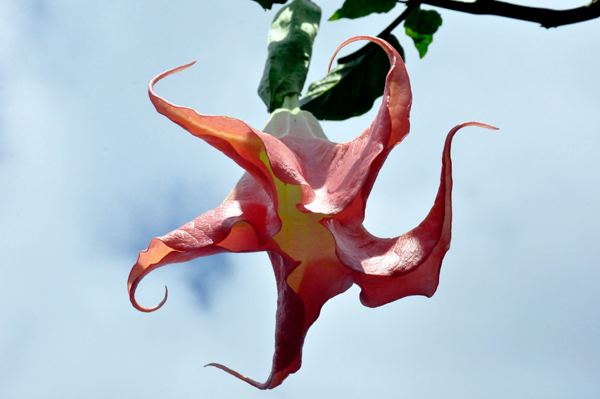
128,36,495,389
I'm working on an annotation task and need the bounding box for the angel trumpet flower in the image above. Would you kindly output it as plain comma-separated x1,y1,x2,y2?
128,35,496,389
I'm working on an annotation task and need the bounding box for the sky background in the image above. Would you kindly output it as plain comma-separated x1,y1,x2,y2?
1,0,599,398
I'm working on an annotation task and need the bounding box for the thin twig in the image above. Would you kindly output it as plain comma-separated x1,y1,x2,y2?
407,0,600,28
335,0,599,65
338,1,421,64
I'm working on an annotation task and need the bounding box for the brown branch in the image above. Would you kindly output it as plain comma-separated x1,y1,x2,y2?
412,0,600,28
335,0,599,65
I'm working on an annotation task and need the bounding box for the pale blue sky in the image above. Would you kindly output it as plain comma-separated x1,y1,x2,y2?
1,1,599,398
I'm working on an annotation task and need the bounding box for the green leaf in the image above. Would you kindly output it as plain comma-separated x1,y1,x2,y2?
404,7,442,58
251,0,289,10
299,35,404,121
329,0,397,21
258,0,321,112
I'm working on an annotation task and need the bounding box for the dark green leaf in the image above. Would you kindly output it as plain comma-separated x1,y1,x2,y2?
329,0,397,21
299,35,404,121
258,0,321,111
251,0,288,10
404,8,442,58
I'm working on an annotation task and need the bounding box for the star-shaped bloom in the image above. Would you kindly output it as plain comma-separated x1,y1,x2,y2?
128,36,495,389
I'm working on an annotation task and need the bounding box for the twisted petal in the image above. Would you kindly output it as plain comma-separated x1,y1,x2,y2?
128,173,280,312
264,36,412,219
323,122,498,308
207,250,353,389
149,63,279,207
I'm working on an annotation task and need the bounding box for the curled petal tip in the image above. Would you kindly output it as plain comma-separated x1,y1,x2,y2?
327,35,399,73
327,35,374,72
205,362,266,389
130,285,168,313
149,61,197,91
462,121,499,131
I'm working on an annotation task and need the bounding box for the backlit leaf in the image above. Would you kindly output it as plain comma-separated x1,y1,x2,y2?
404,7,442,58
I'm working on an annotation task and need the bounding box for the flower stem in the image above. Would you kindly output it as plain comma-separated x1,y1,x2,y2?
282,95,300,111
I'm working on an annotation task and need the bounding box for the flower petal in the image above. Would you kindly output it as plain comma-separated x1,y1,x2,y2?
207,248,353,389
255,36,411,220
323,122,498,308
303,36,410,218
149,63,280,206
128,173,280,312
